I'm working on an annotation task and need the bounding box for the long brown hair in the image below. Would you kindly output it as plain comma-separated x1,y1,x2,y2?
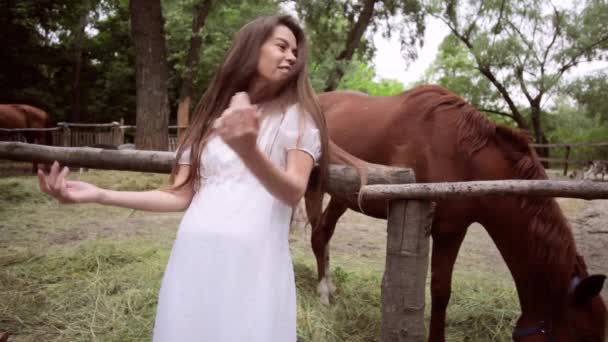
171,14,329,219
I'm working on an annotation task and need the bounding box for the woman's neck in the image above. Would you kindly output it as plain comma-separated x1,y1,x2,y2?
248,78,281,104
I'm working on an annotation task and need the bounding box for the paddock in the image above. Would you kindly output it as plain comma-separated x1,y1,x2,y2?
1,142,607,341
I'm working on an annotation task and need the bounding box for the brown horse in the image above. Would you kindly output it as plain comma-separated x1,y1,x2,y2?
309,85,606,341
0,104,51,145
0,104,52,172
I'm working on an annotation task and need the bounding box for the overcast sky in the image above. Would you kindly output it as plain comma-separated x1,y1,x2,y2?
371,15,608,87
372,17,449,86
280,1,607,86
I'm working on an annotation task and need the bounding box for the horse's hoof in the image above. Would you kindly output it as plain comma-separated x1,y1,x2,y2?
319,293,330,306
0,331,9,342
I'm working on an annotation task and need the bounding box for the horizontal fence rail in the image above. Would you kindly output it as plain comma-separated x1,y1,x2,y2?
361,180,608,200
531,141,608,148
2,141,607,200
3,123,603,167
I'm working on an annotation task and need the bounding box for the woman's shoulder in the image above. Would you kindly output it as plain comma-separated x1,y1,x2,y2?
281,102,321,136
284,102,314,121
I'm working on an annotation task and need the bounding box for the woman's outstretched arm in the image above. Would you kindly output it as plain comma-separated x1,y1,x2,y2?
38,161,194,212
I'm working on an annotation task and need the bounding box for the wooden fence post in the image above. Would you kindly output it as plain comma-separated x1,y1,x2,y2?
381,200,434,342
111,121,123,146
563,145,571,176
59,123,71,147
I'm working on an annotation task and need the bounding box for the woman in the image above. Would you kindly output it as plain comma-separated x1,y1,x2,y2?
38,14,329,341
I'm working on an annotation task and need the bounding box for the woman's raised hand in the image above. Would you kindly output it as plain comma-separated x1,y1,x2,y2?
37,161,103,204
213,92,261,155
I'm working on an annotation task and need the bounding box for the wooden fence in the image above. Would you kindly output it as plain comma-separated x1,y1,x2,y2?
2,123,606,165
2,141,608,341
0,122,184,151
531,141,608,175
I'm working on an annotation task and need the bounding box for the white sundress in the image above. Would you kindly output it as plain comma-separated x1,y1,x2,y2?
152,104,321,342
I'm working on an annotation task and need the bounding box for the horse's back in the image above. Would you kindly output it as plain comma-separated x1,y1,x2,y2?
0,104,27,128
16,104,50,128
318,85,509,217
319,85,467,176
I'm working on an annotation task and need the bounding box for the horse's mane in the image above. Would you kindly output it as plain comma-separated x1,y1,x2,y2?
405,84,583,299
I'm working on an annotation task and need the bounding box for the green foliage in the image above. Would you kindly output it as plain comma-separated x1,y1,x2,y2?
426,0,608,145
0,1,75,116
1,0,282,124
423,34,501,109
4,0,606,155
164,0,280,115
545,97,608,160
567,71,608,126
338,61,405,95
87,0,136,123
1,0,422,125
295,0,426,91
295,0,371,90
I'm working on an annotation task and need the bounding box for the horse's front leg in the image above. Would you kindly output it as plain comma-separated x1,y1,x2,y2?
309,197,348,305
428,223,468,342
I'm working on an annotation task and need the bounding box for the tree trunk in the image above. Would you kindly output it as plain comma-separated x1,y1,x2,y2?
129,0,170,150
324,0,377,91
177,0,213,142
477,66,529,130
530,105,549,167
69,0,90,123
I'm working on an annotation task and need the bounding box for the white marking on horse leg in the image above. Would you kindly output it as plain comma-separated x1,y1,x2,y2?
323,244,337,294
325,262,336,294
318,277,331,305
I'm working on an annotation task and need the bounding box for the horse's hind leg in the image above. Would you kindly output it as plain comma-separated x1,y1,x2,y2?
309,197,348,305
24,132,39,173
428,222,468,342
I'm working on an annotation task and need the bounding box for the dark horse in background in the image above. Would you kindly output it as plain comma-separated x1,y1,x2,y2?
0,104,51,144
308,85,606,341
0,104,52,172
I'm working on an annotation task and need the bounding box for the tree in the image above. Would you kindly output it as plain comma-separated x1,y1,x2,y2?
294,0,426,91
69,0,94,123
338,60,405,95
129,0,170,150
567,71,608,126
431,0,608,159
87,0,136,124
423,34,511,125
545,94,608,160
164,0,280,117
173,0,214,141
0,1,77,117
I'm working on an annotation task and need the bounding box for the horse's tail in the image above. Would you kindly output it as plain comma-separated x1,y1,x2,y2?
328,139,369,213
303,138,370,231
17,104,52,145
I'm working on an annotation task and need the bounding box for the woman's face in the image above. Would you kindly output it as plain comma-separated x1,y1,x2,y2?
255,25,298,85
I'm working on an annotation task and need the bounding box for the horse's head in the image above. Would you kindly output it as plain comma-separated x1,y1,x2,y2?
514,274,606,341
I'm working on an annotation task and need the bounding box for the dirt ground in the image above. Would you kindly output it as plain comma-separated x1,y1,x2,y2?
290,198,608,290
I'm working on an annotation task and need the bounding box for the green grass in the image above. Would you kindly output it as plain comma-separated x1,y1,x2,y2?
0,170,520,341
1,241,163,341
